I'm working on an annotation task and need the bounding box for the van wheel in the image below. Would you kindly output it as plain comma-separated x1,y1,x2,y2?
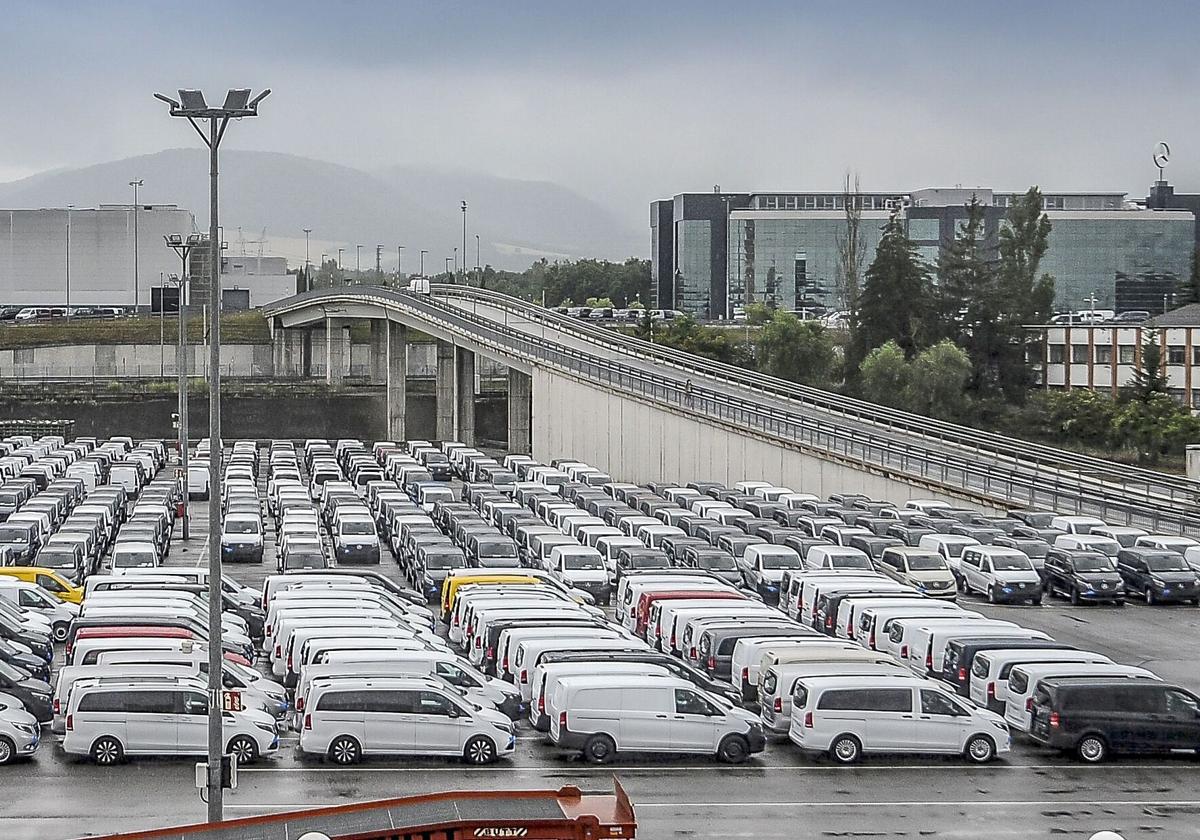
964,734,996,764
1145,588,1157,606
829,734,862,764
987,586,998,604
91,736,124,766
1076,734,1107,763
52,623,69,642
583,734,616,764
463,735,497,765
717,734,750,764
1069,587,1081,606
227,736,259,766
328,735,361,765
0,736,14,765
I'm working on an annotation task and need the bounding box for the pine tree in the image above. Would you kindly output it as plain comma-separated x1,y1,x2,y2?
996,187,1056,396
935,195,998,390
1129,331,1168,399
855,212,933,364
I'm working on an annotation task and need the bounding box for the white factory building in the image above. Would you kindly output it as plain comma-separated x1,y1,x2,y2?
0,205,297,309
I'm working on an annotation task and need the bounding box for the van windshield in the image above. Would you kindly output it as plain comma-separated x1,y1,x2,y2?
0,527,30,544
226,520,260,534
761,553,801,570
340,521,375,536
1072,553,1115,572
424,553,461,569
563,555,603,570
992,554,1033,571
831,554,871,569
1145,552,1188,572
697,553,736,571
906,553,946,571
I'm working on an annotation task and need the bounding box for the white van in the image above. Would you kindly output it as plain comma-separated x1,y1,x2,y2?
62,678,279,765
548,545,610,604
108,541,160,574
1004,662,1161,732
0,578,78,641
730,637,825,700
804,545,873,571
856,603,969,651
299,676,514,764
548,674,764,764
880,614,989,664
917,534,980,577
1050,515,1107,535
1090,526,1147,549
616,575,728,629
514,635,649,701
528,661,670,731
906,619,1030,675
787,674,1010,764
759,657,906,733
958,546,1042,604
968,649,1111,713
875,546,957,599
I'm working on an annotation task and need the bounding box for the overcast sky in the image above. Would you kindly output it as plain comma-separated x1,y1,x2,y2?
3,1,1200,227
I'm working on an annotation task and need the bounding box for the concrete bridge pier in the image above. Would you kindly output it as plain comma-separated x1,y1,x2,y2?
324,317,350,386
508,369,532,454
455,347,476,445
369,321,387,384
271,327,306,378
435,340,455,441
386,322,408,441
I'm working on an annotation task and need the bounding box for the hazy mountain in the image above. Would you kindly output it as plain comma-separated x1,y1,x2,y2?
0,150,643,271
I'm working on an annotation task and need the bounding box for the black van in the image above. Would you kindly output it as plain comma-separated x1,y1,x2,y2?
1029,678,1200,762
942,638,1074,696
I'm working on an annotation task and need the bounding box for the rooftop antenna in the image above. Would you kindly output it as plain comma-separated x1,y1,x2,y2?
1153,141,1171,182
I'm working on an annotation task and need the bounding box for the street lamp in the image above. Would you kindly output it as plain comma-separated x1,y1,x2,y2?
154,85,269,825
164,232,203,545
130,179,143,309
461,200,468,284
420,249,428,275
475,234,480,283
356,244,363,277
302,228,312,291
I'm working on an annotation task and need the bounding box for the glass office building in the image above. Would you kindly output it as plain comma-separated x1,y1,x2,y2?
651,187,1198,319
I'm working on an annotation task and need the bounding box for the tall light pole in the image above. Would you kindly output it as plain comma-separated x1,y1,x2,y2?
375,244,383,282
165,232,202,544
397,245,404,279
445,257,452,277
65,205,72,315
337,247,344,270
356,244,362,277
475,234,480,283
420,249,427,275
130,180,143,309
461,200,468,284
155,86,269,825
302,228,312,291
453,247,458,280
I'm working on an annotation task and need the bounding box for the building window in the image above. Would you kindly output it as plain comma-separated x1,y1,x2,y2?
907,218,940,241
1118,345,1136,365
1049,345,1064,364
1193,346,1200,366
1167,345,1186,365
1169,388,1187,406
1071,345,1089,364
1192,390,1200,409
13,348,33,365
1095,345,1112,365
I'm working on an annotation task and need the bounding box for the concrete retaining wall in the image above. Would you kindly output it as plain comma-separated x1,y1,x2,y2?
532,369,1001,509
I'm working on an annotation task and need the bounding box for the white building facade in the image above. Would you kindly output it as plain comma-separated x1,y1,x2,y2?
0,206,194,308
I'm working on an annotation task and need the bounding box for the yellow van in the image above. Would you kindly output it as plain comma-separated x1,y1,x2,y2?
0,567,84,604
439,572,542,618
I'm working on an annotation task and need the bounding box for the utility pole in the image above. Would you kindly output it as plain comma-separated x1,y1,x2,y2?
130,180,143,309
155,86,269,825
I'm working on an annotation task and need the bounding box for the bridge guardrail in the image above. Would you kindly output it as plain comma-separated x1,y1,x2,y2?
439,286,1200,511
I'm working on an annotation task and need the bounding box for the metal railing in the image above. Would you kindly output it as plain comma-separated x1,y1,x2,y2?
265,286,1200,534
